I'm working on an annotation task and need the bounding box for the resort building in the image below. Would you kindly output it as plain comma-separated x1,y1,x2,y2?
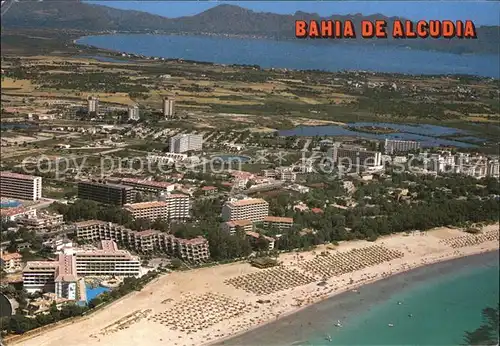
262,216,294,231
169,133,203,153
127,105,140,121
123,201,169,222
0,207,37,222
74,221,210,262
384,139,421,155
87,96,99,114
163,97,175,118
77,181,135,206
221,219,253,235
0,252,23,272
487,159,500,178
22,255,77,300
275,167,297,182
164,194,191,221
147,153,188,164
120,177,176,194
328,146,383,168
73,240,140,277
245,231,275,251
18,210,64,231
0,171,42,201
222,198,269,222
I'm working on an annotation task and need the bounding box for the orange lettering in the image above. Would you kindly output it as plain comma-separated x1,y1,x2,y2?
321,20,333,37
375,20,387,38
344,20,356,38
392,20,404,38
361,20,374,38
456,20,463,37
405,21,417,38
309,21,319,38
442,20,455,38
417,21,428,38
464,20,477,38
295,20,307,38
429,20,440,38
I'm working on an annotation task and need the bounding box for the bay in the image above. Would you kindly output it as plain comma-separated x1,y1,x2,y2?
76,34,499,78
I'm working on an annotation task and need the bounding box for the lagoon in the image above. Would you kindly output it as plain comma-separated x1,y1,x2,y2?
76,35,499,78
279,122,483,147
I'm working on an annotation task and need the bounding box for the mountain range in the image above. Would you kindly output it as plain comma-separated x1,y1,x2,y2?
2,2,498,54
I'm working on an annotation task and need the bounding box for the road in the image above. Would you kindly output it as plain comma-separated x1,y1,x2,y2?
0,0,15,17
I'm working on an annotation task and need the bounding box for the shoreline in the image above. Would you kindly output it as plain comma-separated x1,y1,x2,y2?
10,224,499,346
213,249,499,346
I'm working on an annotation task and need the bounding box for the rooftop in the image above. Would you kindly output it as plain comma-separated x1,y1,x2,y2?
263,216,294,223
55,254,78,282
78,180,134,190
100,240,118,252
0,171,40,181
0,252,22,261
124,201,168,210
1,207,29,217
228,198,268,207
74,219,109,228
121,178,173,189
201,186,217,191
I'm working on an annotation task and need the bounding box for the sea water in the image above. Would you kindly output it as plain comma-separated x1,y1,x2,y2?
308,256,499,346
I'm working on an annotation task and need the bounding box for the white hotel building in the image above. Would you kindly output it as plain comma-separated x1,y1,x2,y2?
124,201,169,222
169,133,203,153
0,171,42,201
222,198,269,222
73,240,140,277
23,240,140,297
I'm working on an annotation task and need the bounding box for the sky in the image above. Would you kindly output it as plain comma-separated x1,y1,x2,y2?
87,1,500,26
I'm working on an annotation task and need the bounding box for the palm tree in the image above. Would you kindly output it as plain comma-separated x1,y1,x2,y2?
463,304,499,346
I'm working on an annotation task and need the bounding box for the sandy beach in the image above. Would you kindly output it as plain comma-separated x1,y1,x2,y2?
8,224,499,346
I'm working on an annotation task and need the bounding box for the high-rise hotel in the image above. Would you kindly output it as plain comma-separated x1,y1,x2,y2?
222,198,269,222
0,171,42,201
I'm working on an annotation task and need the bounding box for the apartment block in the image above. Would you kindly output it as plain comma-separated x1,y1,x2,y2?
0,252,23,272
245,231,275,251
73,240,140,277
169,133,203,153
77,181,135,206
222,198,269,222
123,201,169,222
127,105,140,121
23,255,77,300
74,221,209,262
87,96,99,114
262,216,294,231
164,194,191,221
18,211,64,231
163,97,175,118
384,139,421,155
221,219,253,235
0,171,42,201
328,146,383,167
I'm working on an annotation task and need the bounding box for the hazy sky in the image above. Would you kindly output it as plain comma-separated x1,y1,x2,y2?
86,1,500,26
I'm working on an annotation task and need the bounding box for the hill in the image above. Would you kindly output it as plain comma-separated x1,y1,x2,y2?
2,2,498,54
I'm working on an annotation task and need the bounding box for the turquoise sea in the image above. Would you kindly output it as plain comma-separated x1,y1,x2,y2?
309,256,499,345
219,252,499,346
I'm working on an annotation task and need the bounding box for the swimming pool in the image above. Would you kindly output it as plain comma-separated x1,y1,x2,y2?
86,285,110,302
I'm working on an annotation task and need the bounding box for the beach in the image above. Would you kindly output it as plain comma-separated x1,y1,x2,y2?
8,224,499,346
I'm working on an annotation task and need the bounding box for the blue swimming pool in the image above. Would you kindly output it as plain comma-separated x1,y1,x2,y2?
86,285,110,302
